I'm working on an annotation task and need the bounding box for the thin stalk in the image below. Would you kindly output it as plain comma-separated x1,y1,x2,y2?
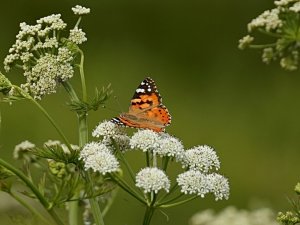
74,17,82,28
86,173,105,225
159,195,198,208
249,43,277,49
162,157,169,171
0,159,65,225
75,50,105,225
15,86,72,152
10,191,52,225
143,192,157,225
62,81,80,102
78,49,87,102
102,188,118,217
146,151,150,167
156,192,184,207
156,183,178,204
109,174,146,205
116,148,135,183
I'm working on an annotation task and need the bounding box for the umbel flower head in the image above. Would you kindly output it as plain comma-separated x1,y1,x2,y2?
239,0,300,71
3,5,90,99
135,167,170,193
79,142,119,175
82,120,230,203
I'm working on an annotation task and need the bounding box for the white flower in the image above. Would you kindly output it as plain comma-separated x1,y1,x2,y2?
190,207,279,225
4,54,19,72
177,170,210,197
290,2,300,12
16,22,41,39
207,173,230,201
37,14,67,30
44,140,61,147
262,47,274,64
72,5,91,15
136,167,170,193
42,37,59,48
130,129,160,152
69,27,87,44
20,52,34,63
92,120,123,138
154,134,184,159
80,142,119,175
280,51,298,71
112,135,131,151
21,53,74,99
61,144,80,154
182,145,220,173
248,9,282,32
275,0,296,6
13,140,36,159
238,35,254,50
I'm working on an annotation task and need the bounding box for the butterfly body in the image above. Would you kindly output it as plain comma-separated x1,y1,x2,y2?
112,77,171,132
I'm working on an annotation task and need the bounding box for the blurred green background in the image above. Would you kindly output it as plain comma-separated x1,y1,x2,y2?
1,0,300,224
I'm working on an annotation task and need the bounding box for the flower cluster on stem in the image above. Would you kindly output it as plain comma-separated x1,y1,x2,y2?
239,0,300,71
80,121,230,225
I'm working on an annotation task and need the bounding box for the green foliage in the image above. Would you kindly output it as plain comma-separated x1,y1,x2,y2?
277,182,300,225
68,84,112,114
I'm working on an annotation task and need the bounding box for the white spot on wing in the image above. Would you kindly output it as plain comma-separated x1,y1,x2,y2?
136,88,145,93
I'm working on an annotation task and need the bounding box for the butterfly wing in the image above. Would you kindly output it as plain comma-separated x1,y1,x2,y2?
112,77,171,132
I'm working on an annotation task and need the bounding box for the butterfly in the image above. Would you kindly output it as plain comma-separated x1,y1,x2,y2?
111,77,171,132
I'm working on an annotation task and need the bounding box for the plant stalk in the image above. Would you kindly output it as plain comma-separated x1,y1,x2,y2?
0,159,65,225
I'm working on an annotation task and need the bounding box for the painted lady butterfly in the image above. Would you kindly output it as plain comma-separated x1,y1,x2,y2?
111,77,171,132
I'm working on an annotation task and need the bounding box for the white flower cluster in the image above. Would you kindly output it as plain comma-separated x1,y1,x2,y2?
135,167,170,193
92,120,130,151
14,140,36,159
84,121,230,200
44,139,79,154
177,144,229,201
79,142,119,175
247,8,282,32
130,130,184,158
239,0,300,71
182,145,220,173
72,5,91,15
190,206,279,225
3,6,89,100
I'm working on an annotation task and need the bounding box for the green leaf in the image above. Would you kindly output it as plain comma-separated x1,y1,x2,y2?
68,84,112,114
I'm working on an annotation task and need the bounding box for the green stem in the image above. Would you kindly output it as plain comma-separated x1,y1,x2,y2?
258,28,281,38
74,16,82,28
78,49,87,102
249,43,277,49
76,50,105,225
62,81,80,102
156,192,184,207
143,192,157,225
146,151,150,167
102,188,118,217
142,206,155,225
0,159,65,225
156,183,178,204
14,86,72,152
162,157,169,171
110,174,146,205
86,173,105,225
10,191,52,225
159,195,198,208
116,148,135,183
